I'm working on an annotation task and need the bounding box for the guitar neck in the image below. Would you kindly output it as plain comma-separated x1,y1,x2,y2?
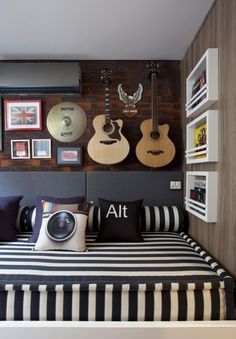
151,73,158,132
104,82,111,124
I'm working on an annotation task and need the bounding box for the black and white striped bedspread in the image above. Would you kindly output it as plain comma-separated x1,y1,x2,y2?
0,232,234,321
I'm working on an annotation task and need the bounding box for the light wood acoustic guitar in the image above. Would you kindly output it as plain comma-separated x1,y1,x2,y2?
136,61,176,168
87,69,130,165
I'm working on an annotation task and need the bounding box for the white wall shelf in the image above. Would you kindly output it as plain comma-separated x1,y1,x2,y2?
185,48,218,117
185,171,218,223
185,110,218,164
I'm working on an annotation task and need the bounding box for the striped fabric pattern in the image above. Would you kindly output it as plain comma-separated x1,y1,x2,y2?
87,205,101,232
0,232,234,321
140,206,183,232
16,206,36,232
87,205,183,233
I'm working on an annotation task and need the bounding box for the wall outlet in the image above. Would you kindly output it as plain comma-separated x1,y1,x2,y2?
170,181,182,190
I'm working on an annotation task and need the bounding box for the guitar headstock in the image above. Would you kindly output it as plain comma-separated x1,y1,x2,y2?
147,61,160,77
101,68,112,84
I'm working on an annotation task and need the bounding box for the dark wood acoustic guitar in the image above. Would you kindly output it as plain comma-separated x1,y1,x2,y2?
136,61,175,168
87,69,130,165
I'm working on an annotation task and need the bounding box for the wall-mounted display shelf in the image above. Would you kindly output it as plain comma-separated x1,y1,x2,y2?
185,48,218,117
185,110,218,164
185,171,218,223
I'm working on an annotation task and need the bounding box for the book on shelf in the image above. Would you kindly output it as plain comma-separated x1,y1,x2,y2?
194,123,207,158
191,71,207,108
190,179,206,204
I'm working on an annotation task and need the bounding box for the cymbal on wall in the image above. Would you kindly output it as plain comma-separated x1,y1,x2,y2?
46,102,87,142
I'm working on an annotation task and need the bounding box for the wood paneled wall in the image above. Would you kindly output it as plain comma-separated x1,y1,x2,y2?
0,60,181,171
181,0,236,278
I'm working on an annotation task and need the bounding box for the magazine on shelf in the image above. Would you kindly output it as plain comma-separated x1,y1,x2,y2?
194,123,207,158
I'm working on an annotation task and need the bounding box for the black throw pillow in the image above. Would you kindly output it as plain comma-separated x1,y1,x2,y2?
0,195,23,241
97,198,143,242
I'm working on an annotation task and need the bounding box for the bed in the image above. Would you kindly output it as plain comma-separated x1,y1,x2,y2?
0,229,234,321
0,171,235,339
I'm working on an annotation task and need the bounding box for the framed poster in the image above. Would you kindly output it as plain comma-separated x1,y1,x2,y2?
57,147,82,166
32,139,51,159
11,139,30,159
4,99,42,131
0,96,2,151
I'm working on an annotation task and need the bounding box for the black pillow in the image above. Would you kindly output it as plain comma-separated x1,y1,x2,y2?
97,198,143,242
0,195,23,241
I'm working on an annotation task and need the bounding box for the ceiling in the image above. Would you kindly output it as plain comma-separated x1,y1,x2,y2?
0,0,214,60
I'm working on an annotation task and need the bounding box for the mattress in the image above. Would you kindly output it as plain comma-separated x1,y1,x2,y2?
0,232,234,321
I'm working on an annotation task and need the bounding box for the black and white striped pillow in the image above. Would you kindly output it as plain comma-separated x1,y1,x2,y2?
87,205,101,232
16,206,36,232
87,205,183,233
140,206,183,232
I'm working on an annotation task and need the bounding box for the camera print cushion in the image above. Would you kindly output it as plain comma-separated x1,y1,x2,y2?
34,203,90,252
28,195,85,243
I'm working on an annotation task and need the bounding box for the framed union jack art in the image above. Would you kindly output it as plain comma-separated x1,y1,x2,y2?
4,99,42,130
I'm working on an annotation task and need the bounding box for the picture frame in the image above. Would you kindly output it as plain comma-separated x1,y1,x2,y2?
4,99,42,131
0,96,2,151
57,147,82,166
11,139,30,159
32,139,51,159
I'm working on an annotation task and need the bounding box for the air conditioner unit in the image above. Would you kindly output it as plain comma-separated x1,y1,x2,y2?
0,62,81,95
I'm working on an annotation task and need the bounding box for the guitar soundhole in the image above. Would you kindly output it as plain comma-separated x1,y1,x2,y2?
103,122,114,134
150,130,160,140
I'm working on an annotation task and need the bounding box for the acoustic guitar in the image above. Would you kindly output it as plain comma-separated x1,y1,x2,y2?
87,69,130,165
136,61,175,168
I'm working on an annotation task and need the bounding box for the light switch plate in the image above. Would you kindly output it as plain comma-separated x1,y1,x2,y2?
170,181,182,190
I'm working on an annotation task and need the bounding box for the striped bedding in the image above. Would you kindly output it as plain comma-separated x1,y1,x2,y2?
0,232,234,321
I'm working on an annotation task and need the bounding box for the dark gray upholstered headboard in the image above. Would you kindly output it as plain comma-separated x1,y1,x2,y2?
0,172,86,205
87,171,183,207
0,171,183,207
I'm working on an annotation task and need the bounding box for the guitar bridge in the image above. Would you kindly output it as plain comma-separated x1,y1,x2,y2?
100,140,118,145
147,150,164,155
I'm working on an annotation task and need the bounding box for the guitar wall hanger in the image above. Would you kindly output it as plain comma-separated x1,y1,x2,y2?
118,83,143,117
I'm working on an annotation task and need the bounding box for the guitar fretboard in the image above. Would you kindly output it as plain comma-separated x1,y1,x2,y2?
104,82,111,124
151,73,158,132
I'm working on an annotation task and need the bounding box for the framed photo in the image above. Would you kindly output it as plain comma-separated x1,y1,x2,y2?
4,99,42,131
0,99,2,151
57,147,82,166
32,139,51,159
11,139,30,159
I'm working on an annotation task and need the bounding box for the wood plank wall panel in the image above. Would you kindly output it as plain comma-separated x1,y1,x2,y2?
0,60,181,171
181,0,236,278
